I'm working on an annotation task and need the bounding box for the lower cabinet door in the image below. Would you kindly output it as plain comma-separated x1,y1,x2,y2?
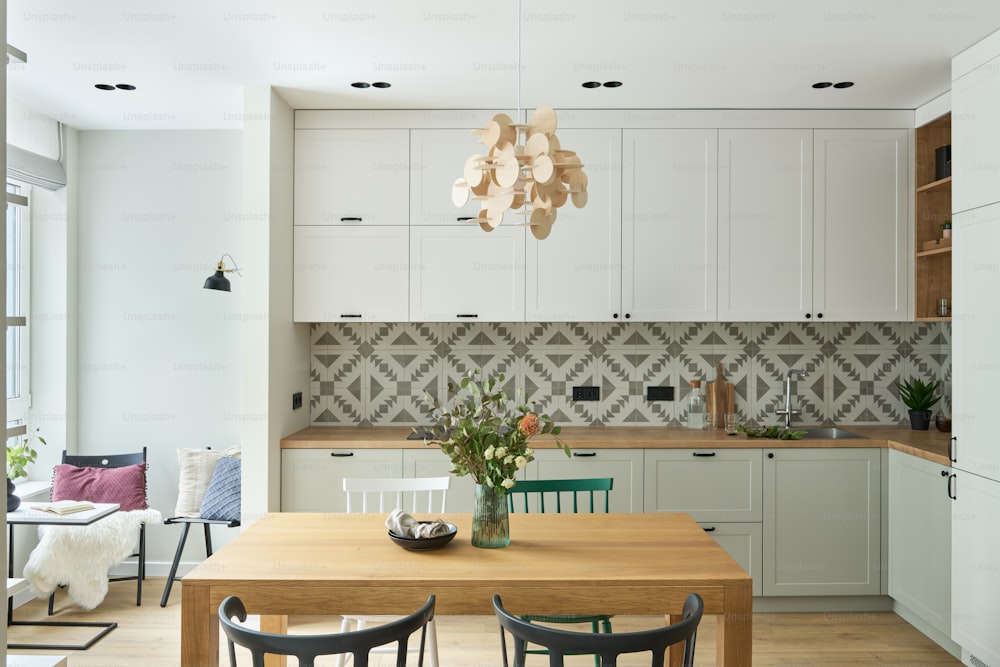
698,522,763,597
281,449,403,511
526,449,643,513
401,449,477,513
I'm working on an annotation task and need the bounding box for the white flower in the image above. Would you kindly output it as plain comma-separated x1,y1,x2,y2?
501,478,515,489
484,446,495,461
504,455,514,465
495,447,507,458
524,447,534,457
515,455,528,469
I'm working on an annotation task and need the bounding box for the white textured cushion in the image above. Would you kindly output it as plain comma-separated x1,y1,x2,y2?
173,447,240,518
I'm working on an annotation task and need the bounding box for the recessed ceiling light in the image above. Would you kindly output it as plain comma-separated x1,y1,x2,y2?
95,84,115,91
351,82,371,89
581,81,601,89
371,82,391,89
833,81,854,89
115,84,136,91
812,82,833,89
603,81,623,88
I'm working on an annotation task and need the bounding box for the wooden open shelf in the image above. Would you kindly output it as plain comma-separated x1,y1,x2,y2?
915,114,951,321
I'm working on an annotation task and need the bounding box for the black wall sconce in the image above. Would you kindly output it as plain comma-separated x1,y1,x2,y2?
203,254,241,292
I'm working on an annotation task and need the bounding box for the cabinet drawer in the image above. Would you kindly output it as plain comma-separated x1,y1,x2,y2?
643,449,762,522
527,449,643,513
281,449,403,512
698,522,763,597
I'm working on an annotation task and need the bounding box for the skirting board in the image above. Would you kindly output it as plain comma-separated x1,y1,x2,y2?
893,601,960,661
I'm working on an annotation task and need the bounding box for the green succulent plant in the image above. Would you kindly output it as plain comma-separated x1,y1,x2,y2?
6,427,46,481
896,378,942,412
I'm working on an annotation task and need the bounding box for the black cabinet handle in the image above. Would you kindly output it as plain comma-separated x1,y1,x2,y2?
331,452,355,457
456,313,479,318
572,452,597,457
702,526,716,532
340,217,362,222
457,216,475,222
340,314,362,318
949,436,957,463
767,452,775,459
692,452,716,457
948,473,957,500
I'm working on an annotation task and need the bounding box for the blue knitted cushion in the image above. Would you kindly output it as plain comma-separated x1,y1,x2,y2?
198,456,240,522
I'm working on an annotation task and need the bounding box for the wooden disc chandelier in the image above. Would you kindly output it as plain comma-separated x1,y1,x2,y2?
450,107,588,240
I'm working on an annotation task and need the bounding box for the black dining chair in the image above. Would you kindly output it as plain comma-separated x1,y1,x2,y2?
218,594,436,667
493,593,703,667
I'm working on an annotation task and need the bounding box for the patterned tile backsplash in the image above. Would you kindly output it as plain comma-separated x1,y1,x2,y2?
310,321,952,428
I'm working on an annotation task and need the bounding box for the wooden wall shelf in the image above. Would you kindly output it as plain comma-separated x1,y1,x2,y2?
914,114,952,321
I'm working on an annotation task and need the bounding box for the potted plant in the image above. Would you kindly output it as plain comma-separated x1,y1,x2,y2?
895,378,942,430
940,220,952,239
6,427,46,511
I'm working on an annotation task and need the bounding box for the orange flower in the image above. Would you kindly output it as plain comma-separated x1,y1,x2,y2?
518,413,541,437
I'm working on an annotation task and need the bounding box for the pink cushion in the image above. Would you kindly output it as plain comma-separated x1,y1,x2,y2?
51,463,148,511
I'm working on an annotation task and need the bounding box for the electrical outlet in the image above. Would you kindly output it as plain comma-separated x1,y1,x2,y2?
572,386,600,401
646,386,674,401
292,392,303,410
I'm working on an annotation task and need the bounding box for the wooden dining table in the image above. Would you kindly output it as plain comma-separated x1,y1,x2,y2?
180,512,752,666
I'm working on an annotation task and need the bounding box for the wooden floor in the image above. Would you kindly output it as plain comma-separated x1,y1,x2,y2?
6,577,960,666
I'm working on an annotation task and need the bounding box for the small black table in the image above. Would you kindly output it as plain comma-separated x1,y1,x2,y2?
7,503,120,650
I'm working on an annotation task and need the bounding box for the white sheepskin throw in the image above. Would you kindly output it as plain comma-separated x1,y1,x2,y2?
23,508,161,610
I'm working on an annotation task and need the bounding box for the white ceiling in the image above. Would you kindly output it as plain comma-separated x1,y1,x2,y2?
8,0,1000,130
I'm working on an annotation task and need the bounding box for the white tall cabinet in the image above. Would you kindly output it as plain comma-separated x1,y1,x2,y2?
951,29,1000,667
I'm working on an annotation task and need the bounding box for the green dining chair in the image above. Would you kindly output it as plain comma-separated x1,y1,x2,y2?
507,477,614,667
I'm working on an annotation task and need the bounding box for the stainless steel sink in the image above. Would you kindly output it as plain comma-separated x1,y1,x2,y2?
796,427,868,440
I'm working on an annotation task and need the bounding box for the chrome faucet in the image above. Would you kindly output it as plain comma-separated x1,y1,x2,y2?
775,369,806,428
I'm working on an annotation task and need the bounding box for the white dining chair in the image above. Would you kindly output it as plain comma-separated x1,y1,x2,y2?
336,476,450,667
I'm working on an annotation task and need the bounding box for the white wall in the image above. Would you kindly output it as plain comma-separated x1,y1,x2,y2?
76,129,244,564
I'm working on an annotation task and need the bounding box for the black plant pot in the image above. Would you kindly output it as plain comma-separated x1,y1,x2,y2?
7,477,21,512
908,409,932,431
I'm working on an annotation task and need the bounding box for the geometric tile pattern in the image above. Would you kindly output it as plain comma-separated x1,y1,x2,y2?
310,321,952,428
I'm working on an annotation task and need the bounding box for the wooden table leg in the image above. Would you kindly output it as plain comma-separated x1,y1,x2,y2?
665,614,684,667
717,584,752,667
181,584,218,667
261,615,289,667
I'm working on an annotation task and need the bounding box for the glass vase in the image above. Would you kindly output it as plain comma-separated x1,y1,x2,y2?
472,483,510,548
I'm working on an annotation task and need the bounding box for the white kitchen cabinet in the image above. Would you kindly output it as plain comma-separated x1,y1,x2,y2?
698,521,763,597
526,448,643,513
762,448,881,596
951,471,1000,667
952,203,1000,479
293,226,409,322
952,52,1000,214
402,449,477,513
280,449,403,512
409,225,525,322
888,450,951,636
623,129,718,321
410,129,482,226
718,129,813,321
813,130,909,321
643,449,762,522
525,129,623,321
294,129,409,226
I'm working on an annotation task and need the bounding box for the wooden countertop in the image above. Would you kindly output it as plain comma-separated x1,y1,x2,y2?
281,424,953,466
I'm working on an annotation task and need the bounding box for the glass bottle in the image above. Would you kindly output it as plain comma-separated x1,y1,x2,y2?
687,379,706,429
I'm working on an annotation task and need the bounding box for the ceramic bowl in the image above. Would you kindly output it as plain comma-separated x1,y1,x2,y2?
387,522,458,551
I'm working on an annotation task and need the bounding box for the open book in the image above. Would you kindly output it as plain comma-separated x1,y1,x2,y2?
30,499,96,515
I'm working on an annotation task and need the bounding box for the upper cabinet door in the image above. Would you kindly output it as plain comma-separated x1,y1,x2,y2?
718,129,813,321
813,130,908,321
623,129,718,322
525,129,623,322
294,129,409,226
410,129,483,226
410,225,526,322
952,53,1000,214
293,226,409,322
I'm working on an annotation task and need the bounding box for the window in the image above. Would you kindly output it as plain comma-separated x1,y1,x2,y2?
6,182,30,436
